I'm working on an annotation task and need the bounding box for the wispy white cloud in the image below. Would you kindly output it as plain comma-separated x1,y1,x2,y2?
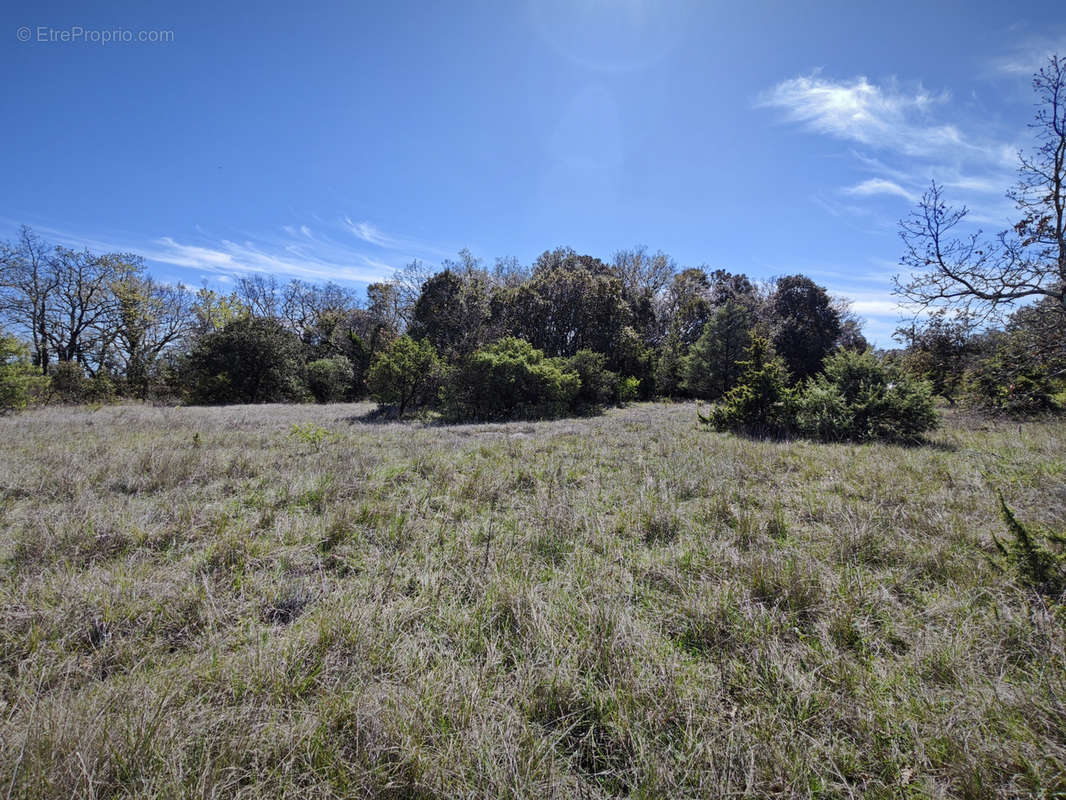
3,216,450,287
989,33,1066,76
842,178,917,203
759,68,1023,234
345,218,397,247
942,175,1006,193
757,73,962,157
750,49,1057,345
149,228,402,285
342,217,452,258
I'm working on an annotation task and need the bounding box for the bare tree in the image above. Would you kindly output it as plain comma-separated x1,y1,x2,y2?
280,279,358,346
895,54,1066,323
44,248,142,373
490,256,530,288
612,245,677,300
390,259,435,327
0,226,59,373
235,274,282,318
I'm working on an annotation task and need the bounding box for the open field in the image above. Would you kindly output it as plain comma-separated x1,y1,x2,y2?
1,402,1065,798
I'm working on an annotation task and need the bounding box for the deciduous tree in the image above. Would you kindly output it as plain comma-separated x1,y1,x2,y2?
896,54,1066,324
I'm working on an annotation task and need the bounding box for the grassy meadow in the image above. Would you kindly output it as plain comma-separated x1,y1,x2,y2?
1,401,1065,798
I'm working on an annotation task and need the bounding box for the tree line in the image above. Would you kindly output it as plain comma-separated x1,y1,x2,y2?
0,235,1058,433
2,55,1062,436
0,231,862,413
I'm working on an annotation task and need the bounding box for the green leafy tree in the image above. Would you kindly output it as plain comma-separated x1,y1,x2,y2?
408,268,494,358
111,276,196,398
443,337,580,421
192,287,249,334
654,329,685,397
0,332,48,412
185,316,307,404
502,259,631,359
769,275,842,383
367,335,441,417
707,336,794,436
681,300,752,399
306,356,355,403
365,281,405,334
895,309,977,404
566,349,619,408
962,334,1060,417
661,268,713,347
1004,296,1066,380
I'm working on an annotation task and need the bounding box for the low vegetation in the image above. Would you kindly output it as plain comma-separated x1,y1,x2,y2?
1,401,1064,798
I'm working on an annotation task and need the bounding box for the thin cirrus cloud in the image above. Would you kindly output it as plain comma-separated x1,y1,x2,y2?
345,218,399,247
842,178,917,203
148,238,388,284
344,217,451,257
9,216,451,288
988,33,1066,76
757,68,1021,228
149,223,420,285
756,73,961,158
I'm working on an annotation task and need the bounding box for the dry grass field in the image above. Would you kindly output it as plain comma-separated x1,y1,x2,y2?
1,401,1064,798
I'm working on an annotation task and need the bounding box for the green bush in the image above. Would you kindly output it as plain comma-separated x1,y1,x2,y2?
794,349,938,442
654,333,684,398
47,360,88,402
706,336,795,437
444,337,580,421
0,334,48,412
45,361,114,404
306,356,355,403
565,349,618,409
962,347,1060,417
991,493,1066,597
184,317,308,404
367,335,441,417
618,376,641,403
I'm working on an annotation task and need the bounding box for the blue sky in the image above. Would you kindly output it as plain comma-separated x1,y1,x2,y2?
3,0,1065,344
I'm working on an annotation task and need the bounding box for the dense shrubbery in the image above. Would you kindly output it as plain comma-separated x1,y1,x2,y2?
184,317,307,404
366,335,441,417
306,356,355,403
47,361,116,404
566,349,621,409
962,344,1060,418
705,339,938,442
2,225,1059,433
706,337,795,437
794,349,937,441
443,337,580,421
0,333,47,412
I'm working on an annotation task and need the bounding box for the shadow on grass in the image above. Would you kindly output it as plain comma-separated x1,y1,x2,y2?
343,403,612,428
343,405,402,425
704,424,959,452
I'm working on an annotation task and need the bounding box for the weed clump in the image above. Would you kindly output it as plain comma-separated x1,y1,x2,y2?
289,423,334,452
991,493,1066,598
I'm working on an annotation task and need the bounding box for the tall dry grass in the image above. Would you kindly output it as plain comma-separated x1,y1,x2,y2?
1,401,1064,798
